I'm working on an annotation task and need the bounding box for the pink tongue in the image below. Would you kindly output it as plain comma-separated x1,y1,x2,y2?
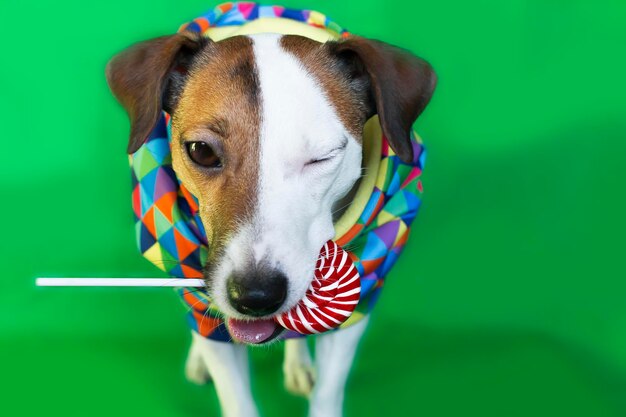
227,318,280,344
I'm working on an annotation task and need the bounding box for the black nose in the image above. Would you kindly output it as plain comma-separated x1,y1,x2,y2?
227,270,288,317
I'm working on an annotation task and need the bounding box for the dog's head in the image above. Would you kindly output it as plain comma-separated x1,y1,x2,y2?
107,32,435,343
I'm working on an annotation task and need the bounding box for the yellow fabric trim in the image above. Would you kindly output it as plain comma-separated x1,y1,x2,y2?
339,310,365,328
334,117,382,238
205,17,340,42
375,157,389,191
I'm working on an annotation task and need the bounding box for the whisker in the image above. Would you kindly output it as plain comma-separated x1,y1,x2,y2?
331,201,354,216
184,292,213,312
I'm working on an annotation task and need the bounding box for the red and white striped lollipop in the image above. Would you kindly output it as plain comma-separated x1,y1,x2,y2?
275,241,361,334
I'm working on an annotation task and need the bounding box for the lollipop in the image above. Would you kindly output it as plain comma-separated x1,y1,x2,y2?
36,240,362,338
275,241,361,334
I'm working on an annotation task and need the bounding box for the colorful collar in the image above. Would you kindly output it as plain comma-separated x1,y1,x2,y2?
129,3,426,341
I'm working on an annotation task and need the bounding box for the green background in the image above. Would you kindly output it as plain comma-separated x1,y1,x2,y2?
1,0,625,416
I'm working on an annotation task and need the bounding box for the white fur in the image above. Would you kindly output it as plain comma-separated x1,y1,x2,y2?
309,316,369,417
189,331,259,417
188,316,369,417
284,338,316,397
189,34,367,417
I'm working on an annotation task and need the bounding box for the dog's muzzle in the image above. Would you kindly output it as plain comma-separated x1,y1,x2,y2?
225,241,361,344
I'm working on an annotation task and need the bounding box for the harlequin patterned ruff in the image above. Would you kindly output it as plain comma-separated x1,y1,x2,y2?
129,2,426,342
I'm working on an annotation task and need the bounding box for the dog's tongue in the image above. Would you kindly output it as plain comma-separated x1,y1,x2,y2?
227,318,280,344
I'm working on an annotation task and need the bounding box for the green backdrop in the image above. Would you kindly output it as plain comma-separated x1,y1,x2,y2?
1,1,625,416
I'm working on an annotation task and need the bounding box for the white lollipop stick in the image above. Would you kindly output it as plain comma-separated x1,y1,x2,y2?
35,278,205,287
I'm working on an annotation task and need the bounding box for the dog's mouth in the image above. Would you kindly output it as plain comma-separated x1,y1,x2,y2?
224,240,361,344
226,317,284,344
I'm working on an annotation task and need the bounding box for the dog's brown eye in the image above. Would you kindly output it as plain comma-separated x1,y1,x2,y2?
185,142,222,168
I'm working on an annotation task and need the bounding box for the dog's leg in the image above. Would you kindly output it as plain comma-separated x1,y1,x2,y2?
283,338,316,397
189,331,259,417
308,316,369,417
185,334,212,384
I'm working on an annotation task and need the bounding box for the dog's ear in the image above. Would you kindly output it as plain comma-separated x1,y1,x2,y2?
106,31,210,153
329,37,437,163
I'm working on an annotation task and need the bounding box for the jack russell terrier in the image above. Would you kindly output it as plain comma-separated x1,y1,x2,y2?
106,4,436,417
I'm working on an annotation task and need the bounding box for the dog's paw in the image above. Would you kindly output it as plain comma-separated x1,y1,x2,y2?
184,345,212,385
284,361,316,397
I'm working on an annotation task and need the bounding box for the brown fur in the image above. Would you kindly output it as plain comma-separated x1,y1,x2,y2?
280,36,368,141
106,31,209,153
330,36,437,163
170,36,261,268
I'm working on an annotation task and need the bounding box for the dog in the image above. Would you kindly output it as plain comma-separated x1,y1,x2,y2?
106,7,435,417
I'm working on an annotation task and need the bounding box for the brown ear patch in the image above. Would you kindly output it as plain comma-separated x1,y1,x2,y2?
106,31,210,153
330,36,437,163
280,35,370,142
